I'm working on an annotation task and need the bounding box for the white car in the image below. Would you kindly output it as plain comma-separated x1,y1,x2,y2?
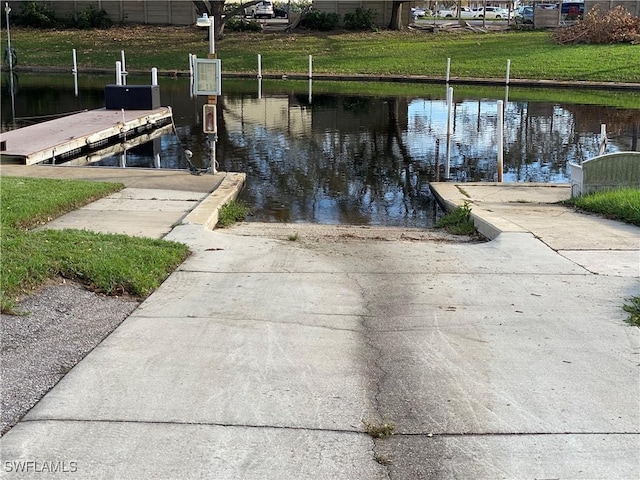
437,6,475,18
437,8,457,18
474,6,511,19
246,1,274,19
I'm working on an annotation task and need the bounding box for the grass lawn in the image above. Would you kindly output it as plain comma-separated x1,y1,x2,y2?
0,177,190,314
8,26,640,83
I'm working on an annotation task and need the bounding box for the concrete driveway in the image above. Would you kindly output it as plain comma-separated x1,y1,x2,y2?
1,217,638,478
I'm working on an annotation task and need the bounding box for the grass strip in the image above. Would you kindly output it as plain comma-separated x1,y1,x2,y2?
564,188,640,226
0,176,190,313
8,27,640,83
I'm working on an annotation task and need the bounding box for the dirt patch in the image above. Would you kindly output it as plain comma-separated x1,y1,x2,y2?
225,222,483,244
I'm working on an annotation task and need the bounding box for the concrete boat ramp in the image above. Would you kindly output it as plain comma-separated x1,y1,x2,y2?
0,107,173,165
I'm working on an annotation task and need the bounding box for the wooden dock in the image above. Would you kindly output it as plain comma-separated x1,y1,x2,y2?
0,107,173,165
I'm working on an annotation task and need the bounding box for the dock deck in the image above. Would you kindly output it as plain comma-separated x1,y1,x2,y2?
0,107,173,165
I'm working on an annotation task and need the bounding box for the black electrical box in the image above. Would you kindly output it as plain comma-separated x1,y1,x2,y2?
105,85,161,110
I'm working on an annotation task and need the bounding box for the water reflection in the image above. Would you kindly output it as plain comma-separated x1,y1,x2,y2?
2,74,639,227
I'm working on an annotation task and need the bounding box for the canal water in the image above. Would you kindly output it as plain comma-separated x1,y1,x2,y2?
2,73,639,227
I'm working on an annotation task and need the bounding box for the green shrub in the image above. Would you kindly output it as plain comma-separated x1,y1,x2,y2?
623,296,640,327
74,5,112,29
435,202,477,235
300,10,340,31
15,1,57,28
225,18,263,32
217,200,251,228
344,8,376,31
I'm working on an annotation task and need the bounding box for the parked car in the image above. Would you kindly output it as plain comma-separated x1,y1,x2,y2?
411,7,427,18
515,5,534,24
246,1,274,19
437,7,457,18
561,1,584,19
437,6,475,18
274,8,288,19
459,7,476,19
474,6,512,19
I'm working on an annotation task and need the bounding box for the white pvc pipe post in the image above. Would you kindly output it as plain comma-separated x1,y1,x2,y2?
497,100,504,182
209,17,215,55
506,59,511,85
258,78,262,99
445,86,453,180
188,54,194,76
599,123,607,155
151,67,158,86
72,48,78,97
309,55,313,79
121,50,127,85
446,57,451,83
308,79,313,104
115,61,122,86
258,54,262,78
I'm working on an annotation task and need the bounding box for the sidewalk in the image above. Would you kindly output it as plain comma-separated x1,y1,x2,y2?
0,167,638,479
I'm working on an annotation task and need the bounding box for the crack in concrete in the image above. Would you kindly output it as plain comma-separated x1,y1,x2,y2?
130,312,364,333
19,418,367,436
393,431,640,437
346,272,393,480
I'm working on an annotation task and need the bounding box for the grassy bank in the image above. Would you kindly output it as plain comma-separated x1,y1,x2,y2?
7,26,640,83
0,177,190,314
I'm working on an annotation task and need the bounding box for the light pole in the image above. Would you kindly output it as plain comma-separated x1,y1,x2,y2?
5,2,12,70
5,2,16,127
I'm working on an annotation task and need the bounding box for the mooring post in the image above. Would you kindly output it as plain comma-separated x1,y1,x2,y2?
115,61,122,86
446,57,451,83
599,124,607,155
445,86,453,180
506,59,511,85
258,54,262,79
309,55,313,79
151,67,158,86
121,50,127,85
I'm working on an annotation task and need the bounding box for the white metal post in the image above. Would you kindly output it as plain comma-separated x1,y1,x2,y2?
446,57,451,83
151,67,158,86
258,54,262,78
309,55,313,79
506,58,511,85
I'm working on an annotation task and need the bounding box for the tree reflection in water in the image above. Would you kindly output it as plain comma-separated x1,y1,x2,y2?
2,75,638,227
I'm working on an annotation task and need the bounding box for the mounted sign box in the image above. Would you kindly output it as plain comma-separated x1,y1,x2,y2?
203,104,217,134
194,58,222,96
